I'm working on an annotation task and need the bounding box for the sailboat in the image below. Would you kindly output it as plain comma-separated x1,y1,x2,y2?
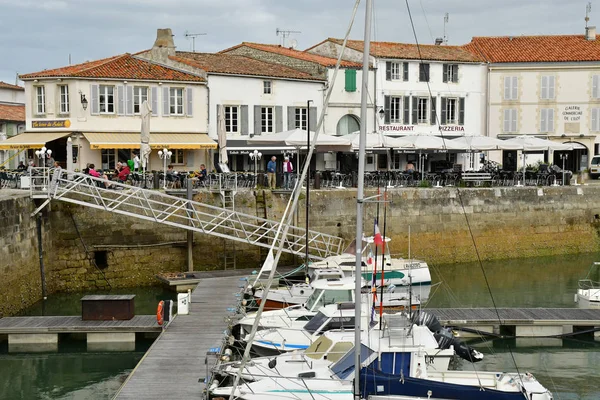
221,1,554,399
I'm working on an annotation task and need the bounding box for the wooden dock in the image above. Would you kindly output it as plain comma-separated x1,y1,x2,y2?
113,273,247,400
426,308,600,338
0,315,159,334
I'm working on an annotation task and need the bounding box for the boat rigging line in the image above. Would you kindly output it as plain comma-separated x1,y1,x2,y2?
404,0,526,388
228,2,363,399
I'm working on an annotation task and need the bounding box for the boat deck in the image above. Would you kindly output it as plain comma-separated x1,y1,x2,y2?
113,272,247,400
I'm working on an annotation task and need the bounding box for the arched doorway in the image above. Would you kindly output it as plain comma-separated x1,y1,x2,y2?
336,114,360,136
553,142,588,172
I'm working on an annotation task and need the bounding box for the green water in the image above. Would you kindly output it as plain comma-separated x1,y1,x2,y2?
0,287,176,400
1,255,599,399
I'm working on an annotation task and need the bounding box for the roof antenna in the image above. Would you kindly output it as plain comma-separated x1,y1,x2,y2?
443,13,449,45
586,2,592,27
184,31,207,52
276,28,301,47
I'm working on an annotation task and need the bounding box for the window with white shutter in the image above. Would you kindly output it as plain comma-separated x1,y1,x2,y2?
35,86,46,115
593,75,600,99
503,109,518,132
540,108,554,132
592,108,600,131
541,76,555,100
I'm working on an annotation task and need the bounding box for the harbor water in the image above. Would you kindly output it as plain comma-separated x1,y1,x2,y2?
0,254,599,399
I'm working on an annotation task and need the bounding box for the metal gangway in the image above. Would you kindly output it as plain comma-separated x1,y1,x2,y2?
28,168,344,260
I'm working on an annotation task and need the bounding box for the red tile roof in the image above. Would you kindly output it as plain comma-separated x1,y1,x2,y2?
314,38,482,62
465,35,600,63
20,54,205,82
0,81,24,91
0,104,25,122
172,52,324,81
220,42,363,68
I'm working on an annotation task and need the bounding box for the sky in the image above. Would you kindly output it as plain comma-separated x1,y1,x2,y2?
0,0,593,85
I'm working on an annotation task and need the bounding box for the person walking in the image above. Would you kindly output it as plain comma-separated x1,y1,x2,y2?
267,156,277,189
282,156,293,190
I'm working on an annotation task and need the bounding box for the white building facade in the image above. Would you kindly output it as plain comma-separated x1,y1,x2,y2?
0,82,26,168
468,30,600,172
11,41,214,173
308,39,488,171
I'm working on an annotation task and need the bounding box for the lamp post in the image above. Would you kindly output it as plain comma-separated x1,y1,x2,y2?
561,153,568,186
249,150,262,188
157,148,172,190
35,147,52,168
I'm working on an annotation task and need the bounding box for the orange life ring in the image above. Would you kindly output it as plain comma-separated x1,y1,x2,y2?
157,300,164,326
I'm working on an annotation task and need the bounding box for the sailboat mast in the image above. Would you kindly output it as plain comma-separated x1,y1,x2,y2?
354,0,372,397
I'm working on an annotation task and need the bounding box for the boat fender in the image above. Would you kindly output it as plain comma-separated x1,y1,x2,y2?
268,358,277,369
156,300,164,326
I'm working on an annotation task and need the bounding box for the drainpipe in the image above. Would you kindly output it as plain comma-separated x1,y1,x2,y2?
36,213,47,301
373,62,378,132
206,83,211,169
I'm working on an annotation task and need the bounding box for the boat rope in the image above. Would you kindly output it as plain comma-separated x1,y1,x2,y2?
227,2,363,398
403,0,518,390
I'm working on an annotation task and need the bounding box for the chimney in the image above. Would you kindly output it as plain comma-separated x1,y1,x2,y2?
153,28,176,52
586,26,597,41
434,37,443,45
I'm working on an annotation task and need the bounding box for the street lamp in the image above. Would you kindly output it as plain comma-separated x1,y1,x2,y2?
157,148,172,190
249,150,262,188
560,153,568,186
35,147,52,168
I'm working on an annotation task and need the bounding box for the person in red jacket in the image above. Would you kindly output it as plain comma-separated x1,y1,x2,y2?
117,164,130,183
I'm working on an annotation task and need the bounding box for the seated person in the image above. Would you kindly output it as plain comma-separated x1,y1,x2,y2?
406,162,415,173
88,164,111,188
17,161,27,171
197,164,207,180
166,164,180,188
117,163,131,183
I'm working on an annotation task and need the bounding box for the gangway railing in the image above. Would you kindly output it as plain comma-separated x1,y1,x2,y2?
29,168,344,260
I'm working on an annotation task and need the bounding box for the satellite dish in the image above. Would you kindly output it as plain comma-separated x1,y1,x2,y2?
290,39,298,49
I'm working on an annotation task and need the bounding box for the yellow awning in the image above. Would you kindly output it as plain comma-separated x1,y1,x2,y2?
83,132,217,150
0,132,71,150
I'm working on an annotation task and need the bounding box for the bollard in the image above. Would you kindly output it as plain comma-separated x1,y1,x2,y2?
153,171,160,189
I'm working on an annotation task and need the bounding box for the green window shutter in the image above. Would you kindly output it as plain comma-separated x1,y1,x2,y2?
345,69,357,92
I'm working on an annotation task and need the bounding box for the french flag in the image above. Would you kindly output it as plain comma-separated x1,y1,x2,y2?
374,222,384,247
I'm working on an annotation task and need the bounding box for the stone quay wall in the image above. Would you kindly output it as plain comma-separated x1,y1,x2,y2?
1,186,600,316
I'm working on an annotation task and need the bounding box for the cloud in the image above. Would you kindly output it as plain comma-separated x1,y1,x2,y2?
0,0,592,83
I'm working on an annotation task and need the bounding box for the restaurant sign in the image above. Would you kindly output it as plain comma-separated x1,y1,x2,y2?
380,125,465,132
32,120,71,128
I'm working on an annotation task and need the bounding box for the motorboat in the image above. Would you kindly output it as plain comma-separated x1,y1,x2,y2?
211,313,456,397
238,276,428,337
308,237,431,288
251,267,346,310
575,262,600,308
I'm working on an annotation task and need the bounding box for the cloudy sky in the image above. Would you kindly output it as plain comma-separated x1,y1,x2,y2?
0,0,592,85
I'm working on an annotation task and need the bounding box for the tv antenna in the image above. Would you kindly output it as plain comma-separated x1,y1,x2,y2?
276,28,301,47
443,13,449,44
585,2,592,27
185,31,207,52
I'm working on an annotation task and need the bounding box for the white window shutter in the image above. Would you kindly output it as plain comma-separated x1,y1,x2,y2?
186,87,193,117
117,85,125,115
151,87,158,116
549,76,555,99
548,109,554,132
512,77,518,100
540,109,547,132
511,109,518,132
504,77,511,100
90,84,99,115
541,76,548,99
503,109,510,132
162,87,169,116
593,108,599,131
593,75,599,99
126,86,133,115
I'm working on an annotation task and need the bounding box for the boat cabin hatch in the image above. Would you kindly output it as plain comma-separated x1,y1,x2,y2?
303,311,356,335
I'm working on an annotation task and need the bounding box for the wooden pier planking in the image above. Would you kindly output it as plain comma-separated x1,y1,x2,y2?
0,315,159,334
426,308,600,325
113,274,246,400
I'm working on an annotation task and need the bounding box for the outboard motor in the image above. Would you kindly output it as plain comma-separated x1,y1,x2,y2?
412,311,483,363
